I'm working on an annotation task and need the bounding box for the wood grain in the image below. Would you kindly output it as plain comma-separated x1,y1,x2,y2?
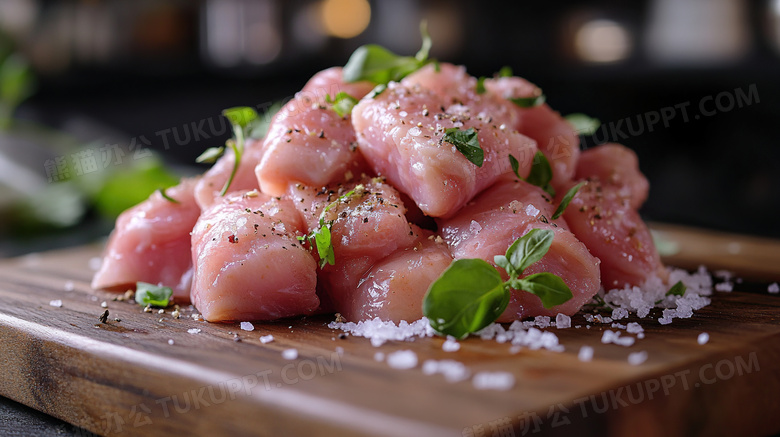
0,232,778,437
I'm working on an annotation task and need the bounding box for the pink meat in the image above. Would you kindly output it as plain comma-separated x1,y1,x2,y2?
190,190,319,321
562,180,667,289
485,76,580,190
91,178,200,302
438,179,601,320
352,81,537,218
194,138,265,210
255,67,374,196
575,143,649,210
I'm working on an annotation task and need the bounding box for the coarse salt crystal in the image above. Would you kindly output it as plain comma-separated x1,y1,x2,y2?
49,300,62,308
472,372,515,390
282,349,298,360
628,351,648,365
697,332,710,345
611,308,629,320
769,283,779,294
469,220,482,234
374,352,385,362
524,204,540,217
168,339,174,345
187,328,201,334
626,322,644,334
328,317,434,347
715,282,733,292
601,330,635,347
555,313,571,329
387,350,418,369
240,321,255,331
422,360,470,383
442,337,461,352
259,335,274,344
578,346,594,362
534,316,551,328
64,281,75,292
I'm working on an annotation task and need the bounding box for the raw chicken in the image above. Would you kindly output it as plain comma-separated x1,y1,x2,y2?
194,138,265,210
255,67,374,196
190,190,319,321
438,179,601,320
352,80,537,218
575,143,649,210
91,178,200,302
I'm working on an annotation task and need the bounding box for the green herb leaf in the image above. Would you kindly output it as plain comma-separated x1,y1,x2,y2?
195,146,225,164
443,127,483,167
222,107,258,129
512,272,573,309
509,154,520,178
313,224,335,268
476,76,486,94
509,94,546,108
0,54,35,125
526,151,554,195
157,187,180,204
498,66,513,77
219,107,258,196
135,282,173,307
551,181,585,220
504,229,555,276
367,83,387,99
343,22,432,84
326,92,359,118
666,281,686,297
423,259,509,339
565,113,600,136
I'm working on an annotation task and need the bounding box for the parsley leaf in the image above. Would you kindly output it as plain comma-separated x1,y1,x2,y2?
135,282,172,307
423,229,573,338
298,185,363,268
195,146,225,164
443,127,483,167
219,106,258,196
551,181,585,220
497,66,513,77
565,113,600,136
157,187,180,204
666,281,687,297
476,76,486,94
509,94,546,108
326,92,359,118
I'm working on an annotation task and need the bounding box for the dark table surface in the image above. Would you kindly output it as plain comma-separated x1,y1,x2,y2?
0,396,94,437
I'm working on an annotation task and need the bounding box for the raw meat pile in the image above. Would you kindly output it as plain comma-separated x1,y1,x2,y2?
91,63,667,323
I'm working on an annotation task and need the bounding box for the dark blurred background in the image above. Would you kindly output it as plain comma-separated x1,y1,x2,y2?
1,0,779,257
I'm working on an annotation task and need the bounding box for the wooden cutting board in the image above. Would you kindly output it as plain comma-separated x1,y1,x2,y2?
0,224,779,437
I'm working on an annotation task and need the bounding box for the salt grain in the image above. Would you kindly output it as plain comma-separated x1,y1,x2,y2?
769,283,779,294
49,300,63,308
626,322,644,334
374,352,385,362
328,317,434,347
240,321,255,331
168,339,174,345
64,281,75,292
578,346,594,362
628,351,648,365
611,308,629,320
187,328,201,335
259,335,274,344
715,282,733,292
472,372,515,390
534,316,551,328
601,330,635,347
282,349,298,360
697,332,710,345
555,314,571,329
422,360,470,383
387,350,418,369
442,337,461,352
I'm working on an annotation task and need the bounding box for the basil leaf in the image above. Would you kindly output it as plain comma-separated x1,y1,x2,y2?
498,66,513,77
135,282,173,307
314,224,335,268
493,255,516,278
509,154,521,178
476,76,486,94
222,107,258,129
512,272,573,309
423,259,509,339
526,151,554,195
666,281,686,297
443,127,483,167
509,94,546,108
343,22,432,84
551,181,585,220
157,187,180,204
219,106,258,196
505,228,554,275
326,92,359,118
565,113,600,136
196,146,225,164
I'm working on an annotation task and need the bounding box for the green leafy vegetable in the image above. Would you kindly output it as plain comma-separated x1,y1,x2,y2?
326,92,359,118
565,113,601,136
666,281,686,297
443,127,483,167
157,187,180,204
93,158,178,218
475,77,486,94
298,185,363,268
551,181,585,220
509,94,546,108
219,106,258,196
423,229,573,338
343,21,432,84
497,66,513,77
508,151,555,196
196,146,225,164
135,282,173,307
0,54,35,128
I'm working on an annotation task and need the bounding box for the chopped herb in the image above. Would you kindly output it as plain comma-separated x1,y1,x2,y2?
367,83,387,99
509,151,555,196
551,181,585,220
509,154,520,178
423,229,573,338
195,146,225,164
343,21,433,84
509,94,546,108
326,92,359,118
565,113,600,136
157,187,180,204
443,127,483,167
497,66,513,77
666,281,687,297
476,76,486,94
298,185,363,268
135,282,173,308
219,106,258,196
